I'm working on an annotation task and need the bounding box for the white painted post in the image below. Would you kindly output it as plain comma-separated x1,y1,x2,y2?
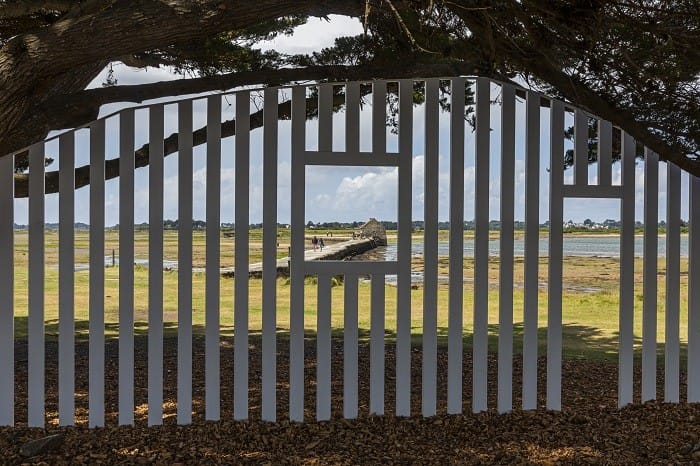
574,109,588,186
0,152,13,426
373,81,387,154
316,273,332,421
148,105,165,425
448,78,465,415
522,91,540,410
234,91,251,420
642,148,658,402
58,133,75,426
547,100,565,411
665,162,680,403
370,80,387,417
396,79,413,417
89,120,105,428
497,84,515,414
319,84,333,152
28,143,45,428
473,77,490,413
289,85,306,422
177,100,193,424
370,273,385,415
318,84,333,152
345,82,360,154
422,79,439,417
344,274,359,419
119,109,135,425
618,132,636,407
206,96,222,421
598,120,612,186
688,175,700,403
262,88,278,422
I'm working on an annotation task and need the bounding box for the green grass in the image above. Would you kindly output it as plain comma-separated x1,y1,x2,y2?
7,229,690,362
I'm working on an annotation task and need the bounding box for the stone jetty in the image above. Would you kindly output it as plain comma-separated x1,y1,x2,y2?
222,237,379,278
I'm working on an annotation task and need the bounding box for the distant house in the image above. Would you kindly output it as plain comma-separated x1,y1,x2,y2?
358,218,387,245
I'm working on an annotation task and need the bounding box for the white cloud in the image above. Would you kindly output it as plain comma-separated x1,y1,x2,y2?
256,15,364,55
305,166,399,222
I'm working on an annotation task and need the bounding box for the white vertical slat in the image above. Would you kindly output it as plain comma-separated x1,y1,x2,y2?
547,100,565,411
345,82,361,154
370,79,387,416
148,105,164,425
472,77,490,413
618,131,636,407
574,109,588,186
262,88,278,422
665,162,681,403
89,120,105,428
312,82,334,437
522,91,540,410
58,132,75,426
205,96,222,421
344,274,359,419
642,148,658,402
422,78,439,417
289,85,306,422
119,109,135,425
373,81,387,154
0,152,13,426
497,84,515,414
318,84,333,152
396,79,413,417
177,100,193,424
370,273,385,415
28,143,45,427
316,273,332,421
448,78,465,415
598,120,612,186
234,91,251,420
688,175,700,403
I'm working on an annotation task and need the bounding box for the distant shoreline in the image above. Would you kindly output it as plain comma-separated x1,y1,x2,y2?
10,227,688,238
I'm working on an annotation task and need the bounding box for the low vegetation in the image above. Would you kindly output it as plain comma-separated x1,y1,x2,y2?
8,229,689,361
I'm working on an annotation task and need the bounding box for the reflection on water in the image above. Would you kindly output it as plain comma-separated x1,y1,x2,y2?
354,235,689,261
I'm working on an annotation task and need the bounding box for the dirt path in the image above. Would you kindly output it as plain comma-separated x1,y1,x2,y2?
2,337,698,464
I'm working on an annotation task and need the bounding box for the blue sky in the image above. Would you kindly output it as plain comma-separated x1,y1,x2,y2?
13,15,692,226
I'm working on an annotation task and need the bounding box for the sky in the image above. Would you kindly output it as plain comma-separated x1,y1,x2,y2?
13,15,692,226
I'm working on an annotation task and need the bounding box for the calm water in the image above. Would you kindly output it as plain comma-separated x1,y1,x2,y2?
65,235,688,271
363,235,690,261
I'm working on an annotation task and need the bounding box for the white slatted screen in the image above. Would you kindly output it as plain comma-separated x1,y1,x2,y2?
0,76,695,428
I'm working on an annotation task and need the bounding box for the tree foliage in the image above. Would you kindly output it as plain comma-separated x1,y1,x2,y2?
1,0,698,186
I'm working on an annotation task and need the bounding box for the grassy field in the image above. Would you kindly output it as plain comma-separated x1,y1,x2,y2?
7,229,690,361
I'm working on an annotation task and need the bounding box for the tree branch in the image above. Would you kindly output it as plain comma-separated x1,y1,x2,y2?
39,62,481,136
0,0,366,155
13,85,351,197
452,2,700,176
0,0,73,19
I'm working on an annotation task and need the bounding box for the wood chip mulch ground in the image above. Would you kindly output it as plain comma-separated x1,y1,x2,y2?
1,336,698,465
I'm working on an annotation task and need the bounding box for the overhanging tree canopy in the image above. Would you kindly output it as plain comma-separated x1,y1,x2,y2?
1,0,699,188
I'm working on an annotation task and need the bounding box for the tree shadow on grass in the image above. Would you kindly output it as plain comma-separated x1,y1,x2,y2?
13,316,681,362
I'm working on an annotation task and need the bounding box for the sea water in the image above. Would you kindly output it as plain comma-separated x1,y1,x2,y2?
359,235,689,261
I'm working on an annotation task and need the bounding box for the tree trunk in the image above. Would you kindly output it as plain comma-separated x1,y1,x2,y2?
0,0,363,155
